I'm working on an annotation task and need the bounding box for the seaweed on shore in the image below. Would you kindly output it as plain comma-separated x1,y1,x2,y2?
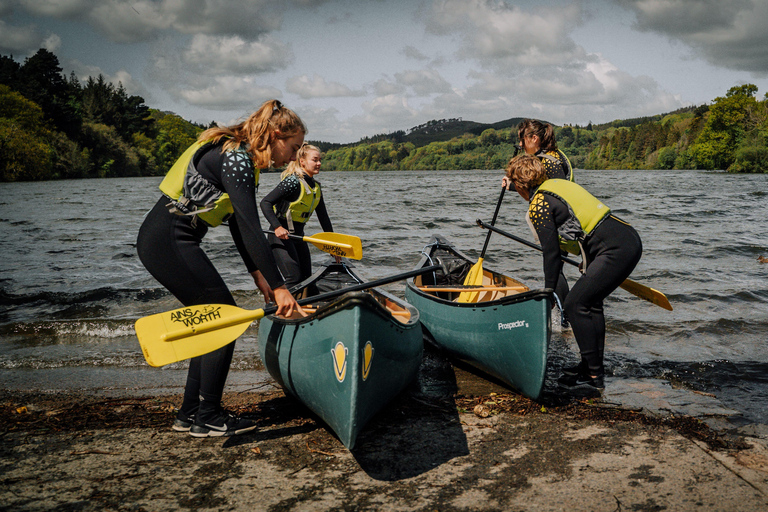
1,389,748,452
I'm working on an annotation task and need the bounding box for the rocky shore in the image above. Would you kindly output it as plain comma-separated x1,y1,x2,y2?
3,368,768,512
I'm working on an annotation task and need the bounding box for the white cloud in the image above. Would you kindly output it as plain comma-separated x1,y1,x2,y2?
183,34,293,74
373,78,405,97
394,68,452,95
614,0,768,74
68,59,151,98
176,76,282,109
425,0,587,69
14,0,283,44
0,20,52,55
401,45,429,61
285,74,365,99
19,0,90,18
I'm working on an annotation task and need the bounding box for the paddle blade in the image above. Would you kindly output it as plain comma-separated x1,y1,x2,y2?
458,258,484,303
135,304,264,367
305,232,363,260
619,278,672,311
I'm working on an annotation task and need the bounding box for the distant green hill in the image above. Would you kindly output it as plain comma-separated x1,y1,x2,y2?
311,117,531,153
318,85,767,173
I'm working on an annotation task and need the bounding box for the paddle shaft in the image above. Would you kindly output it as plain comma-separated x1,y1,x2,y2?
479,187,506,259
476,219,672,311
476,219,580,266
162,264,443,341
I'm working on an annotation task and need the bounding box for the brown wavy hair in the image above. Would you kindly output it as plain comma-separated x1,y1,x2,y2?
199,99,307,168
505,154,547,192
517,119,557,152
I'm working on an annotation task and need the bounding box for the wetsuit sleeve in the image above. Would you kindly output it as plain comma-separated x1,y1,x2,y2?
260,176,301,230
528,193,568,290
218,152,285,289
228,216,257,273
314,198,334,233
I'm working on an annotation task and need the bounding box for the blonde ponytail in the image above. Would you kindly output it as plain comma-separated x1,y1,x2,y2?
199,99,307,169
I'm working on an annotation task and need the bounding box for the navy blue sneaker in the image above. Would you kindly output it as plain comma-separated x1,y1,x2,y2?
557,370,605,390
189,411,258,438
172,410,196,432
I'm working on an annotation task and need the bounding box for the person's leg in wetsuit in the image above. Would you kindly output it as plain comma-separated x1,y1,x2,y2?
560,217,642,388
268,224,315,293
137,198,238,426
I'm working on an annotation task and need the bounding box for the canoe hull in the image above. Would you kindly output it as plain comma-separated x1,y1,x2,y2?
405,236,552,399
258,263,422,449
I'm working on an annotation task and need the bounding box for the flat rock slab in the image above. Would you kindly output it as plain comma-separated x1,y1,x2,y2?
2,399,767,511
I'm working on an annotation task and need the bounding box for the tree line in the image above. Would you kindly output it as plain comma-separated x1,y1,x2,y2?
2,48,767,182
1,49,204,181
322,84,767,173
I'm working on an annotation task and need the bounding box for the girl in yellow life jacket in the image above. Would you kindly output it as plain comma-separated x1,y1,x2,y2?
503,154,642,392
517,119,574,181
260,143,340,291
518,119,574,320
137,100,305,438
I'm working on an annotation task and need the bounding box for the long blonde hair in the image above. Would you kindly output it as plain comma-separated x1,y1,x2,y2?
199,99,306,169
281,143,321,180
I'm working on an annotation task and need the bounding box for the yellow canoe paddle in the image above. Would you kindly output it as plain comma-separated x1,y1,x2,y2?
135,264,443,367
459,187,506,303
266,231,362,260
476,219,672,311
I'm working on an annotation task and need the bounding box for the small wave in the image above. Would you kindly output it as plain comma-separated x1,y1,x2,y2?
0,353,146,370
0,319,136,340
0,286,167,307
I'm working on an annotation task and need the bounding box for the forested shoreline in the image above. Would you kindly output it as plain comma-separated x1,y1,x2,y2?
2,49,766,182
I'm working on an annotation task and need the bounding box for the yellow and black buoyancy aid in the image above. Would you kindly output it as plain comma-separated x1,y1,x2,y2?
528,179,610,255
276,176,322,231
159,140,258,227
537,149,574,181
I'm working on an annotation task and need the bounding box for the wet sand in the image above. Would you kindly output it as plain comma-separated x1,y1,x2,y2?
3,357,768,512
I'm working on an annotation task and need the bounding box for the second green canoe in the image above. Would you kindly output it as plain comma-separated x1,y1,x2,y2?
405,235,553,400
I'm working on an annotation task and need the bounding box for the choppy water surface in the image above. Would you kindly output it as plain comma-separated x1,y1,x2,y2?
1,170,767,424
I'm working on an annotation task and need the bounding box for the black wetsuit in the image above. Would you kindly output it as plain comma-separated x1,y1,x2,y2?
136,142,284,421
535,148,573,305
529,192,642,374
537,148,573,181
260,174,333,289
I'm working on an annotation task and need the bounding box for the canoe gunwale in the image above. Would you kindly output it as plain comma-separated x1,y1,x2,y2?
407,235,554,308
265,261,420,327
407,284,554,308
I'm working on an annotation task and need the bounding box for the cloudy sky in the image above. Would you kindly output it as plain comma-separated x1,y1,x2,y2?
2,0,768,143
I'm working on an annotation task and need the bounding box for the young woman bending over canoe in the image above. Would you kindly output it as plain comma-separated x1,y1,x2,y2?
260,143,341,291
137,99,305,437
502,154,642,390
517,119,574,318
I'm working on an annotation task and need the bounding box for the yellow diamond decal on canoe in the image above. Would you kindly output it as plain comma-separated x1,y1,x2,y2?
332,341,347,382
362,341,374,381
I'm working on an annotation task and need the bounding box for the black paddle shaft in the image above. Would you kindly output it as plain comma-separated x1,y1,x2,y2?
261,264,444,314
479,187,506,259
476,219,581,267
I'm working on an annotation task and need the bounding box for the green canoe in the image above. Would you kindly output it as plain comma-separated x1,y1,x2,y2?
258,261,423,449
405,236,553,400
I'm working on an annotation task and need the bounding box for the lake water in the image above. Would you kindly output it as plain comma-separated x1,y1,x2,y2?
1,169,767,425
